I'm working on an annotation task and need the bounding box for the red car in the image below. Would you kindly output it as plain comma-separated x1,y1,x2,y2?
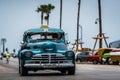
88,52,99,64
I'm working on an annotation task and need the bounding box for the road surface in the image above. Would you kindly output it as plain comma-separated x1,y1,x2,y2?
0,58,120,80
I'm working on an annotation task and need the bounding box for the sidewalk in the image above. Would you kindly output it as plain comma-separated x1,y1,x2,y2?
0,57,18,65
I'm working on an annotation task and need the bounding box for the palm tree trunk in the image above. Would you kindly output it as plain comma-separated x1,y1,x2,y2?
47,14,49,25
41,12,43,25
3,42,5,53
60,0,62,29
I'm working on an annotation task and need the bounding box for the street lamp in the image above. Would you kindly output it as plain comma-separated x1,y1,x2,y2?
95,18,99,24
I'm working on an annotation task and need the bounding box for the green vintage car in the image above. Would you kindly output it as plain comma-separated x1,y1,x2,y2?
18,27,75,76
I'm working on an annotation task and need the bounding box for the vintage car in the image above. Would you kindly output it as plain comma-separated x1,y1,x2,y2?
0,54,2,60
18,26,75,76
109,49,120,65
75,51,99,64
87,52,99,64
75,51,92,62
89,48,113,64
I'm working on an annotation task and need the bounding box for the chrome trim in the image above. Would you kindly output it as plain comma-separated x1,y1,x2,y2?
31,53,66,63
24,63,74,68
24,53,74,68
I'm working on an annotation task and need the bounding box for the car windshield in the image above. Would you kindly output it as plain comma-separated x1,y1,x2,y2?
79,52,91,55
28,32,62,42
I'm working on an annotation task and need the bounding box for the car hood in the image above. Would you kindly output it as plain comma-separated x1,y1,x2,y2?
26,41,67,54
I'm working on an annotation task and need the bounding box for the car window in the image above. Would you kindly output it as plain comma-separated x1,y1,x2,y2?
81,52,89,55
85,52,89,55
29,33,62,42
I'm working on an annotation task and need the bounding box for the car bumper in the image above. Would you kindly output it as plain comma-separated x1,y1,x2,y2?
24,63,75,68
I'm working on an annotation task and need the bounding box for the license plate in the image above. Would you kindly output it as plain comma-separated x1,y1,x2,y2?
44,64,56,68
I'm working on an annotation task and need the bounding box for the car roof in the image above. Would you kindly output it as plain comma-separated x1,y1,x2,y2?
25,28,64,34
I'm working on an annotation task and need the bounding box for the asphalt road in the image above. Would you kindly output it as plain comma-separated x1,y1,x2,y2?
0,58,120,80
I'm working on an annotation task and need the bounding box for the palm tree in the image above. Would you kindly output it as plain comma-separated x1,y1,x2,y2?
36,5,47,25
36,4,55,25
1,38,7,53
44,4,55,25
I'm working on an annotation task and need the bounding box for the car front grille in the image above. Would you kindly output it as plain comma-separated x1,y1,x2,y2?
25,53,68,64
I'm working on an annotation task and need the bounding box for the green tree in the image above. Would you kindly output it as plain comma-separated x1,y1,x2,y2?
36,5,47,25
44,4,55,25
36,4,55,25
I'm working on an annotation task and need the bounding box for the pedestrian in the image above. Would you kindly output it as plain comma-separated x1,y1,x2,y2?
5,48,10,64
103,52,110,64
12,49,16,58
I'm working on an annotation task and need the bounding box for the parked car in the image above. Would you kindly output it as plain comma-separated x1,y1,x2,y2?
87,52,99,64
1,52,6,58
0,54,2,60
75,51,92,62
88,48,113,64
109,49,120,65
10,53,18,58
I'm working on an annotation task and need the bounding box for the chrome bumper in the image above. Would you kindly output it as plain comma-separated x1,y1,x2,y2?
24,63,74,68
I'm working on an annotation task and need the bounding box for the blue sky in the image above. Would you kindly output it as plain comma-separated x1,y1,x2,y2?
0,0,120,52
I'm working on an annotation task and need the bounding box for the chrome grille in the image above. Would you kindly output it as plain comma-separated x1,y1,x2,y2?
30,53,66,64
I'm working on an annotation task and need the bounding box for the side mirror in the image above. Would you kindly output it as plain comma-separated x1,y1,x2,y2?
66,41,70,44
20,41,24,44
20,41,24,47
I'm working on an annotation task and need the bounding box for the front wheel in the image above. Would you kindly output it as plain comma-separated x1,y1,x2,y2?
60,70,67,74
68,67,75,75
0,57,2,60
20,66,28,76
19,60,28,76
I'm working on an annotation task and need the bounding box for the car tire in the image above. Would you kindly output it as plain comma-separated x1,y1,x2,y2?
112,61,119,65
20,66,28,76
92,59,98,64
61,70,66,74
76,58,81,63
75,58,78,62
68,67,75,75
20,60,28,76
0,57,2,60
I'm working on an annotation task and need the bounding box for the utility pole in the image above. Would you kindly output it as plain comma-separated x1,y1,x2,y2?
79,25,83,49
76,0,81,51
1,38,7,53
92,0,109,53
60,0,62,29
98,0,103,48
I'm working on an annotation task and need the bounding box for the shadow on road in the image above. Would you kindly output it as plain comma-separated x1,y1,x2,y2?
19,70,74,77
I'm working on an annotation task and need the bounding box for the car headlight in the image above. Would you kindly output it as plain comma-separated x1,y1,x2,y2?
66,51,74,57
24,51,32,57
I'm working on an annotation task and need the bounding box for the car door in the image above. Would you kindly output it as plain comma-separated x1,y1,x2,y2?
80,52,90,62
